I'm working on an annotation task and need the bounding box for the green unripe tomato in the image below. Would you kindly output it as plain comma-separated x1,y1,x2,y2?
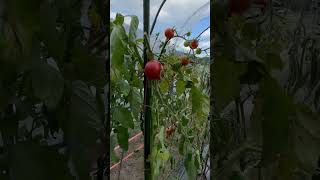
186,32,191,36
195,48,202,54
183,41,190,47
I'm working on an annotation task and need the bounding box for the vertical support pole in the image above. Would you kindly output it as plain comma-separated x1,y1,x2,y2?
143,0,152,179
209,0,214,180
105,0,110,179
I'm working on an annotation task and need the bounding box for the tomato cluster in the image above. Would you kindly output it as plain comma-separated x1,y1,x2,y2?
144,28,204,80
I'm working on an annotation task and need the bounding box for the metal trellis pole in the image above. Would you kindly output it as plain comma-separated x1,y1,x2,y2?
106,0,110,179
143,0,152,179
209,0,214,180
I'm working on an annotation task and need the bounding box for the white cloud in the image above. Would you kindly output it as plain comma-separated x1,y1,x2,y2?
200,40,210,48
151,0,210,25
111,0,209,31
110,11,117,19
110,0,143,18
110,0,210,56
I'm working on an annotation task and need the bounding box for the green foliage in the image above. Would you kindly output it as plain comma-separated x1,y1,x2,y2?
30,62,64,110
110,23,127,69
0,0,108,179
8,142,74,180
66,81,104,179
211,2,320,179
116,126,129,151
110,14,143,155
110,12,210,179
258,77,294,164
213,55,246,112
184,151,197,180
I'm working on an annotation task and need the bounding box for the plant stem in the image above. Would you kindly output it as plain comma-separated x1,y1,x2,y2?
158,40,169,61
196,26,210,39
117,150,125,180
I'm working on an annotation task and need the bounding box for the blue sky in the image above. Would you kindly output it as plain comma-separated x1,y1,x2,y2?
110,0,210,57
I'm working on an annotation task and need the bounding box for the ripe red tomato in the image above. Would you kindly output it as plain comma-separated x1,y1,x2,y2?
144,60,162,80
253,0,267,14
165,127,175,138
164,28,175,40
189,39,198,49
229,0,251,15
180,56,190,66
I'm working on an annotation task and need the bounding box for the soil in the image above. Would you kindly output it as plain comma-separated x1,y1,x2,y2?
109,133,209,180
110,133,144,180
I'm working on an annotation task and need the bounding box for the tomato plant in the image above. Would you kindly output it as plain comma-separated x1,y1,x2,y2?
211,0,320,179
0,0,108,179
110,11,210,179
149,36,209,179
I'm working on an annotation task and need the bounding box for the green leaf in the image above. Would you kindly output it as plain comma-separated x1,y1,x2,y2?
295,104,320,138
8,142,73,180
185,81,193,88
259,77,294,165
241,22,260,40
117,126,129,151
128,15,139,42
0,105,18,136
229,171,245,180
88,4,101,27
158,126,165,147
5,0,40,58
30,62,64,110
181,115,189,126
293,123,320,172
184,152,197,180
111,25,128,69
265,52,283,70
117,80,130,96
65,80,103,180
176,80,185,95
179,135,186,155
113,107,134,129
239,61,266,84
191,86,203,114
129,87,142,120
172,62,182,72
0,81,12,110
213,56,245,111
194,150,201,169
158,149,170,162
159,80,169,94
110,133,119,162
39,2,65,61
151,146,170,178
70,42,106,88
293,104,320,172
136,38,144,43
114,13,124,25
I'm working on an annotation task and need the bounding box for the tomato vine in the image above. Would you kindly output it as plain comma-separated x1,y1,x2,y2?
110,10,210,178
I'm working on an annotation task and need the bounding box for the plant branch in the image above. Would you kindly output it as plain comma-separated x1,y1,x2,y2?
158,39,169,61
196,26,210,39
